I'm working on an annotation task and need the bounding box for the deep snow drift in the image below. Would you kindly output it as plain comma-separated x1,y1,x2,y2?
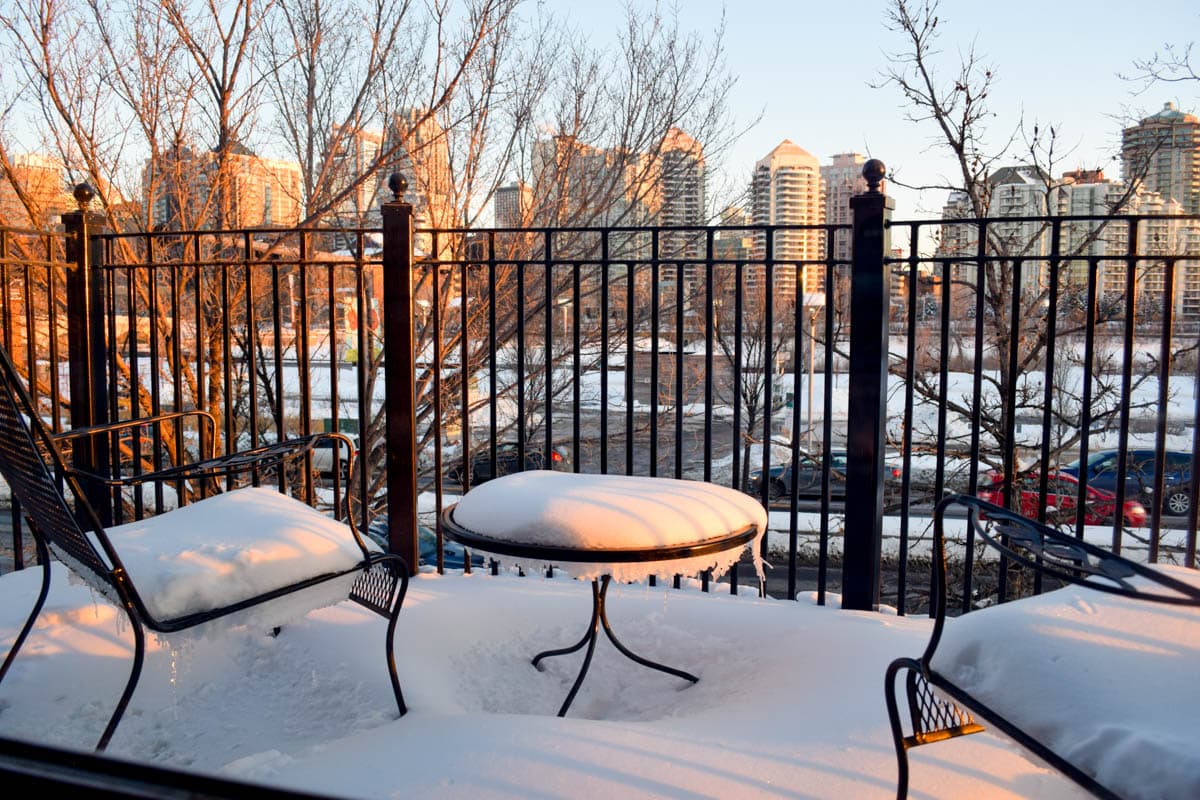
0,557,1129,799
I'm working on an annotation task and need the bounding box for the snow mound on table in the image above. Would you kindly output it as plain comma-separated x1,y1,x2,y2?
450,471,766,582
932,564,1200,800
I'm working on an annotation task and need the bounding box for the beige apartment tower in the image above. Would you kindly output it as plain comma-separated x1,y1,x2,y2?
750,140,825,297
1122,102,1200,215
380,109,455,231
0,154,71,227
326,125,383,225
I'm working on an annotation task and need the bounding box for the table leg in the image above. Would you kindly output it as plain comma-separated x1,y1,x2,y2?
532,578,602,717
531,575,698,718
599,575,699,684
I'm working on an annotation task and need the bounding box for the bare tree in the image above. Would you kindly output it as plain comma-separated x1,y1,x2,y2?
876,0,1174,522
391,4,738,495
0,0,520,504
0,0,741,523
706,273,797,493
1125,40,1200,90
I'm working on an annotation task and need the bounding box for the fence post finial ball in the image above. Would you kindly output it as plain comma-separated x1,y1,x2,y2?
388,173,407,202
73,183,95,210
862,160,886,193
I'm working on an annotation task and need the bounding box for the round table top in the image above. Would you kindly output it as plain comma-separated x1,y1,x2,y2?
442,504,759,563
438,471,767,581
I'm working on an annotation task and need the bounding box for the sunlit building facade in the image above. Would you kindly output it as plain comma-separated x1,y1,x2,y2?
750,140,825,298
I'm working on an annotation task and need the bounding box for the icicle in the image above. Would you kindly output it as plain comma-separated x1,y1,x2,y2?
169,646,179,687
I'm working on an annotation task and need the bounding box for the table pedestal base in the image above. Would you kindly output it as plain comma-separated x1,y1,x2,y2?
532,575,699,717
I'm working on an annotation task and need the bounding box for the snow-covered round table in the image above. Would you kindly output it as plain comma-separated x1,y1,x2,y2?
441,471,767,716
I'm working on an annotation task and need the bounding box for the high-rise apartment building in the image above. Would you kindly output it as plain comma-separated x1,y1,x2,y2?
529,133,651,264
530,135,615,226
518,128,708,327
1066,175,1200,319
526,129,706,262
658,127,706,254
820,152,867,264
939,165,1052,292
379,109,455,238
493,182,532,227
0,153,71,227
939,165,1200,318
656,128,707,296
145,144,302,229
231,152,302,228
1122,102,1200,215
326,125,383,225
750,140,824,297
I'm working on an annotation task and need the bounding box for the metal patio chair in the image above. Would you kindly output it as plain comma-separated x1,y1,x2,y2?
0,343,409,751
884,494,1200,800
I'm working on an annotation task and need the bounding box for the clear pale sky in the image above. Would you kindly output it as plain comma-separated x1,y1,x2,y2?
547,0,1200,220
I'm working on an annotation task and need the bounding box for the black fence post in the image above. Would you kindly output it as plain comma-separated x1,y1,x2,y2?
62,184,111,525
381,174,420,575
843,160,893,611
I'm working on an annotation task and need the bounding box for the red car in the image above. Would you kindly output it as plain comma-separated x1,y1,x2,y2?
978,470,1148,527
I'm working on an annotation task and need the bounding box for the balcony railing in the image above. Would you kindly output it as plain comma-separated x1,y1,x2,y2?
2,167,1199,619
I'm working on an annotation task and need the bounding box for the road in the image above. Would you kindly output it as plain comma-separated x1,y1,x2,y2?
465,407,739,479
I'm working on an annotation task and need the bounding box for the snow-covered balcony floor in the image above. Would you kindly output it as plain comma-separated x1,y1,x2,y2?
0,565,1089,798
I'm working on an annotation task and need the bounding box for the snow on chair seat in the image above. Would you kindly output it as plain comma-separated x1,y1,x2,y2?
94,487,378,632
930,564,1200,800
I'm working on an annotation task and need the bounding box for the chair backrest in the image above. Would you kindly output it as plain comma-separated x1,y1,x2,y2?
951,494,1200,606
0,344,119,590
922,494,1200,666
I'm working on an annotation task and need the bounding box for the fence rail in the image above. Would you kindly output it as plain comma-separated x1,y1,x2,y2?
2,173,1199,618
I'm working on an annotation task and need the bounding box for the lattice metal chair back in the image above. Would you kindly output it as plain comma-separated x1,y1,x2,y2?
0,342,410,752
0,346,125,595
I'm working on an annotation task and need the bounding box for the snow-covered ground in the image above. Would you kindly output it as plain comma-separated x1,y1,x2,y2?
9,553,1190,799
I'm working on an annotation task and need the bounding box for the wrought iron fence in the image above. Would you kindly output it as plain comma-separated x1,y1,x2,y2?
2,175,1198,618
407,221,845,595
887,214,1200,612
93,227,383,521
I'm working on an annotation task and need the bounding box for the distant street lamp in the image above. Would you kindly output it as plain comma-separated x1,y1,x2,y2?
802,291,826,452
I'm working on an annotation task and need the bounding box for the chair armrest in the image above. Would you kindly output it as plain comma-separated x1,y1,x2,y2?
70,431,356,487
56,411,218,483
53,410,217,449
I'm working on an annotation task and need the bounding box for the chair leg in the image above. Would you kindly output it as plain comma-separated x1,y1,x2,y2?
885,659,914,800
383,561,409,717
96,609,146,752
0,536,52,686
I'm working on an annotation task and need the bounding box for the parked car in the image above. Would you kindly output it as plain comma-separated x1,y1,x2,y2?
445,442,567,486
748,450,903,502
977,470,1148,527
366,520,485,571
1060,449,1194,516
